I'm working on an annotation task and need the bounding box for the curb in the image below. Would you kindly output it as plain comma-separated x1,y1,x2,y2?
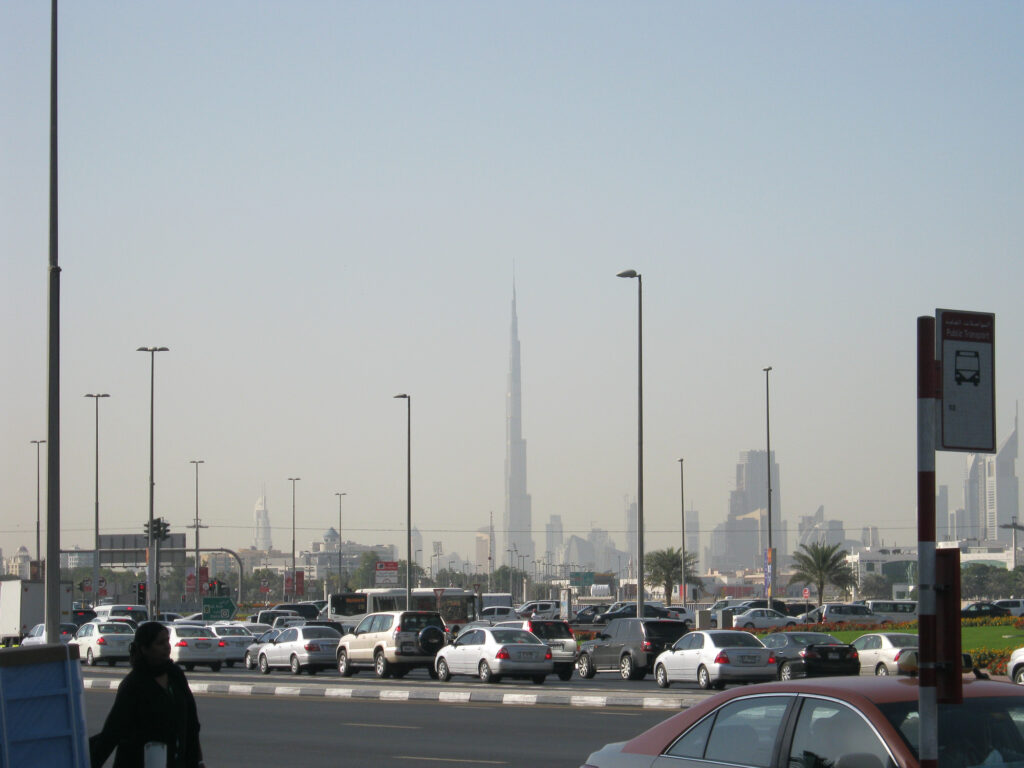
82,678,702,710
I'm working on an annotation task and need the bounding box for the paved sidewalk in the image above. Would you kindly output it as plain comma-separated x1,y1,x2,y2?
82,676,706,710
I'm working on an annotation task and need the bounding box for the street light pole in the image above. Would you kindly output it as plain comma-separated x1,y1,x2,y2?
85,395,109,606
763,366,774,602
30,439,46,567
617,269,644,616
190,460,205,606
288,477,300,600
678,457,686,608
335,492,346,589
137,346,168,618
394,394,412,609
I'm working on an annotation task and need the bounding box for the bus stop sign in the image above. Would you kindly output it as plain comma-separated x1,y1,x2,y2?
936,309,995,453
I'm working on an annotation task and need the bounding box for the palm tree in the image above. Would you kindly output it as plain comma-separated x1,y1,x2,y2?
644,548,701,605
789,542,857,606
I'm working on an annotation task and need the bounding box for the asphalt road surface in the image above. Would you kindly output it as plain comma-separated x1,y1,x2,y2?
85,688,672,767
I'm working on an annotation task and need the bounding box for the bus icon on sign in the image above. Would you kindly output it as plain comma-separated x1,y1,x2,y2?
954,350,981,386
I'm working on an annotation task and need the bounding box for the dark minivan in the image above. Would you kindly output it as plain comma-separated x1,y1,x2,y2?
576,619,689,681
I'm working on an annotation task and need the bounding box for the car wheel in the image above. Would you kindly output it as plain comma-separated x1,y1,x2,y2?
86,649,96,666
1014,666,1024,685
779,662,795,681
259,655,270,674
875,663,889,677
290,655,302,675
245,651,256,670
577,654,596,679
337,650,352,677
785,622,796,628
184,663,195,671
698,664,712,690
744,622,756,629
479,660,499,683
374,651,392,678
210,662,221,672
531,675,546,685
619,655,634,680
437,658,452,682
427,666,439,680
557,667,573,681
655,663,670,688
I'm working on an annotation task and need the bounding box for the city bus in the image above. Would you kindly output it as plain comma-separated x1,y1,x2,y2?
325,587,479,633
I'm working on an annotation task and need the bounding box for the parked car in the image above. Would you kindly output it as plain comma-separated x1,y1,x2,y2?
865,599,918,623
850,632,918,676
92,604,150,625
271,602,321,620
1007,646,1024,684
760,631,860,680
652,629,777,689
962,601,1011,619
434,626,553,684
70,621,135,666
336,611,447,678
577,619,690,681
571,604,610,624
244,628,282,670
258,625,341,675
70,609,97,627
516,600,560,619
799,603,881,625
254,609,300,626
494,619,577,680
479,605,519,623
208,623,254,667
734,598,790,614
21,622,77,646
731,608,797,630
995,599,1024,617
167,624,227,671
595,604,692,628
581,675,1024,768
271,616,307,629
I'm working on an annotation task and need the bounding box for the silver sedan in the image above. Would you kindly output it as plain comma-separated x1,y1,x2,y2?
435,627,553,684
731,608,797,630
259,625,341,675
653,630,777,689
850,632,918,676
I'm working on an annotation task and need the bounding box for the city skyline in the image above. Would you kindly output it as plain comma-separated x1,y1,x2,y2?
3,4,1023,569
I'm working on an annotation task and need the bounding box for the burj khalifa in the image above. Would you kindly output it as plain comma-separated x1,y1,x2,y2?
505,283,534,562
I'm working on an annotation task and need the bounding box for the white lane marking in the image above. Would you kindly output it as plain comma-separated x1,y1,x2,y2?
570,695,607,707
325,688,353,697
274,686,303,696
393,757,505,764
438,691,472,703
344,723,419,729
381,690,411,701
642,697,680,708
228,685,253,695
501,693,538,705
191,683,209,693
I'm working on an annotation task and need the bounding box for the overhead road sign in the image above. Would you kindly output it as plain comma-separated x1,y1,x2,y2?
936,309,995,452
202,597,237,621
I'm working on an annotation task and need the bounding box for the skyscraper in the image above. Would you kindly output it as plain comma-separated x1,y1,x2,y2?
254,492,272,551
504,282,534,560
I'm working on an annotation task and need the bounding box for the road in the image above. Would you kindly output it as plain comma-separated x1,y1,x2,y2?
85,687,673,767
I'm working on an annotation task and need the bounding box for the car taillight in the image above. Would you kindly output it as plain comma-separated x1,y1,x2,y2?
894,649,903,661
768,653,776,664
96,637,106,645
800,649,819,659
641,641,653,651
714,650,730,665
176,640,188,647
495,647,511,660
304,643,317,651
394,625,401,633
218,640,227,648
527,621,534,634
850,649,858,660
545,648,552,660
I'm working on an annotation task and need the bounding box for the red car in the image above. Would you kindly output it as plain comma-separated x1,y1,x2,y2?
582,676,1024,767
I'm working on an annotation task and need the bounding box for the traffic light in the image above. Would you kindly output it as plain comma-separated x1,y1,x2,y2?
143,520,151,539
135,581,147,605
208,580,217,595
154,518,171,541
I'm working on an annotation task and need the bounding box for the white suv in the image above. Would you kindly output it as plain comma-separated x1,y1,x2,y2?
336,611,447,678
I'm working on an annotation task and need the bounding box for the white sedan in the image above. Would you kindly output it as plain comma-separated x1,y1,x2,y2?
435,627,553,684
21,623,77,646
850,632,918,676
653,629,777,689
208,624,254,667
732,608,797,630
168,624,228,671
70,621,135,666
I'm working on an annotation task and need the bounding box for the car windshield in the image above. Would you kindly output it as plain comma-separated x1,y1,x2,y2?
878,696,1024,765
176,627,215,638
792,633,840,645
644,622,688,641
216,626,250,636
883,634,918,648
710,632,764,648
400,613,443,631
491,629,541,645
99,623,134,634
303,627,341,638
529,622,572,640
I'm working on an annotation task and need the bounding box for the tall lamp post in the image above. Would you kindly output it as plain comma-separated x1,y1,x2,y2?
190,460,205,606
617,269,645,615
763,366,774,602
335,492,346,588
678,457,686,607
414,549,422,586
137,345,169,618
394,393,412,609
85,395,109,605
30,439,46,568
288,477,300,600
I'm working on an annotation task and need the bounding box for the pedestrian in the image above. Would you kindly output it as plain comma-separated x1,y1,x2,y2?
89,621,206,768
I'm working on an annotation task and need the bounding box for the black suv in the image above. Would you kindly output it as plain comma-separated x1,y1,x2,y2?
576,618,689,681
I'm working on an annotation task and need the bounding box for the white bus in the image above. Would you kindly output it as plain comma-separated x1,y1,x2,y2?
326,588,479,633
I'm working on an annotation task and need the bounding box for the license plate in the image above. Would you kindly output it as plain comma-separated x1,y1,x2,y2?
741,655,757,664
401,642,415,653
521,652,537,660
195,642,210,648
828,652,839,660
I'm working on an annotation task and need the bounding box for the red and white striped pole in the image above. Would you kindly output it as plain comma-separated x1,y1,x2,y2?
917,315,939,768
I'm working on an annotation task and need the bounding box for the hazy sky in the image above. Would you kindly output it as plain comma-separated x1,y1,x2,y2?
3,2,1022,570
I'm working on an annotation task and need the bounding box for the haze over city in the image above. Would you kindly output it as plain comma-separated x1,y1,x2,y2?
3,3,1022,572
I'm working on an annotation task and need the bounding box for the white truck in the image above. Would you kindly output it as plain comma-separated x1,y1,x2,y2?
0,579,73,645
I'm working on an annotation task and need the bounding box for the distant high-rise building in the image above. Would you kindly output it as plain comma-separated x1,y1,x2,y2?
254,493,272,550
474,528,491,575
625,498,637,551
710,450,783,572
965,412,1019,543
861,526,881,549
937,485,950,541
685,509,700,562
504,282,534,560
411,527,423,568
545,515,563,560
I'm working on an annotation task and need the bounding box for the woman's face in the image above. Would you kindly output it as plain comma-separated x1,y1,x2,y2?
142,628,172,664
